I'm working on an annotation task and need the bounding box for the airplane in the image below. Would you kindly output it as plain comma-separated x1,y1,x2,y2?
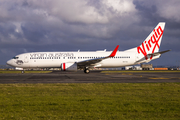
7,22,170,73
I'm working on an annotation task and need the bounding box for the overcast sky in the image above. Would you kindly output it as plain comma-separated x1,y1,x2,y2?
0,0,180,66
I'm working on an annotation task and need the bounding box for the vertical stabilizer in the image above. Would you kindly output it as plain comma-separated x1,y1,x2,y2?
137,22,165,59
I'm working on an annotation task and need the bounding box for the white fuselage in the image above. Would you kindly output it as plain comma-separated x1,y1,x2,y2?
7,50,142,69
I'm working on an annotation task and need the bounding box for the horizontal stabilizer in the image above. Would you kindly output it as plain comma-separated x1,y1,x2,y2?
135,49,170,64
147,50,171,57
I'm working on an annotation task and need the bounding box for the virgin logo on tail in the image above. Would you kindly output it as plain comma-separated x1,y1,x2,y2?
137,25,164,60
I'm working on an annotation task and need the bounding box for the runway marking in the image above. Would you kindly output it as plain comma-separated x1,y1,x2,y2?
149,77,170,79
122,73,133,75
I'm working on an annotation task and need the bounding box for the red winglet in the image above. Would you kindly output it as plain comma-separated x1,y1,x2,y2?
109,45,119,57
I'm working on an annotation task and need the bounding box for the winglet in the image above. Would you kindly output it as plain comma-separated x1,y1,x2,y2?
109,45,119,57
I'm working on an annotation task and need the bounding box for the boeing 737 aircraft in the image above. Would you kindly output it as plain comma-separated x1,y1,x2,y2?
7,22,170,73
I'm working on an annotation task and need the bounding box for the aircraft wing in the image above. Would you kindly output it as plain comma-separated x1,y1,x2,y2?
77,45,119,68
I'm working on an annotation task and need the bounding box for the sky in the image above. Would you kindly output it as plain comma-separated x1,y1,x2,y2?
0,0,180,66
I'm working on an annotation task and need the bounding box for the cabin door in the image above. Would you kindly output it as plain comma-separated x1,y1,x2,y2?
24,54,29,63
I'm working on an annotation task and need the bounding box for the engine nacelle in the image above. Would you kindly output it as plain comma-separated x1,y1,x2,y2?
61,62,77,71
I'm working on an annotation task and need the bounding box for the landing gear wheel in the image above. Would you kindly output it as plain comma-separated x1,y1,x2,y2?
84,69,90,74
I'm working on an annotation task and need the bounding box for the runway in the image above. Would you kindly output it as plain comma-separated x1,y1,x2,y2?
0,71,180,83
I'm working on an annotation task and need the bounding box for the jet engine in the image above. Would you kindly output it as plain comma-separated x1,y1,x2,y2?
61,62,77,71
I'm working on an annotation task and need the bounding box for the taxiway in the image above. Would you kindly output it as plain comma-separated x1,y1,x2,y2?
0,71,180,83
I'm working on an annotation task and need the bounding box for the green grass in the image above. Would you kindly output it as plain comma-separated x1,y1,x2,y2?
0,83,180,120
0,70,52,74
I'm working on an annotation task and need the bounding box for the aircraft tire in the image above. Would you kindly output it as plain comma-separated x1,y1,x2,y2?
84,69,90,74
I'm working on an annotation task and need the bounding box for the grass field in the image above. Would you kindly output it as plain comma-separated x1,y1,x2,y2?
0,83,180,120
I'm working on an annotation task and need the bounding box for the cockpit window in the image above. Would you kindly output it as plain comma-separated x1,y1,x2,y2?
13,56,19,59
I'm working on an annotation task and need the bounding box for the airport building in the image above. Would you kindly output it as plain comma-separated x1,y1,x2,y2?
1,64,180,71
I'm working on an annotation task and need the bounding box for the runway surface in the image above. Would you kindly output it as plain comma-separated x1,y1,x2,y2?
0,71,180,83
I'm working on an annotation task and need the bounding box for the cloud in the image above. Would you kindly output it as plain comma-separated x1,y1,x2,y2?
103,0,137,14
0,0,141,44
155,0,180,22
134,0,180,23
0,0,180,66
27,0,109,24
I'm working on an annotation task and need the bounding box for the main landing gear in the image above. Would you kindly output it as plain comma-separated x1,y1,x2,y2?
84,68,90,74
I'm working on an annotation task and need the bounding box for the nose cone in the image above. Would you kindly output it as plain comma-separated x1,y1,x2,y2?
6,59,13,67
